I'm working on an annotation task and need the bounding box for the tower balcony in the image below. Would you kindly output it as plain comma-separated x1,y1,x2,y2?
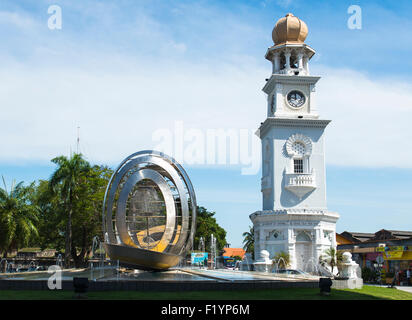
284,170,316,199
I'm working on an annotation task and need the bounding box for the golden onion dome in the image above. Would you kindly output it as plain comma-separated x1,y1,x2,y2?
272,13,308,45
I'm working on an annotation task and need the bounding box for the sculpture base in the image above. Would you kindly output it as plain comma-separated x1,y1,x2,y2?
332,278,363,290
103,243,181,271
253,262,272,273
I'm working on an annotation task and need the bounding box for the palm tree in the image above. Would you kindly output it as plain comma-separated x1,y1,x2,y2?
242,226,254,258
0,177,39,272
49,153,90,268
273,251,290,269
319,246,343,275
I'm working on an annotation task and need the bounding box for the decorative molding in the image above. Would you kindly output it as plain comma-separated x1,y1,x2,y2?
285,133,312,157
254,208,328,215
266,229,284,241
270,94,275,113
323,230,333,243
255,220,320,227
310,84,316,92
262,74,320,95
295,230,313,241
259,118,330,139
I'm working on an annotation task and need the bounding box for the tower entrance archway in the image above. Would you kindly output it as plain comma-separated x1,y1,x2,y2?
295,231,313,271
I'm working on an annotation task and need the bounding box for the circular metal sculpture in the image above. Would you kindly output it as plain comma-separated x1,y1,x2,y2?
102,150,196,270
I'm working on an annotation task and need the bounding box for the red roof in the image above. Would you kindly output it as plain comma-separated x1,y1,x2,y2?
222,248,246,258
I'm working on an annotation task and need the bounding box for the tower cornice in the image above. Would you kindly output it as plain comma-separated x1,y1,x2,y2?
250,210,340,224
257,118,331,138
265,43,315,62
263,74,320,95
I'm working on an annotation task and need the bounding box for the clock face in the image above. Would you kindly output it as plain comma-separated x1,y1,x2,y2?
287,90,305,108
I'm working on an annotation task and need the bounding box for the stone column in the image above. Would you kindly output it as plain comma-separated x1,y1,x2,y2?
275,83,283,115
303,55,309,75
284,51,291,73
297,52,304,71
314,228,323,268
287,228,296,269
273,53,280,74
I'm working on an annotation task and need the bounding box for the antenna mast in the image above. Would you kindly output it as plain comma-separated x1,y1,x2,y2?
77,126,80,154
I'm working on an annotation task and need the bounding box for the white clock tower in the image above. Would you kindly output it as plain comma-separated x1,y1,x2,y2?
250,13,339,271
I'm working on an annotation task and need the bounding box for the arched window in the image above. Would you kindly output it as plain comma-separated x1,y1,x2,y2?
286,134,312,174
291,142,306,155
296,231,311,242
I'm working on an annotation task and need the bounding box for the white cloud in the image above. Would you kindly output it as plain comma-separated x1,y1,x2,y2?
315,66,412,167
0,59,265,166
275,0,294,8
1,59,412,169
0,4,411,170
0,10,38,30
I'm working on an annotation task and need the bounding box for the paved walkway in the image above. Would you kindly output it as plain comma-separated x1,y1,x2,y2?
395,286,412,294
182,268,320,282
366,283,412,294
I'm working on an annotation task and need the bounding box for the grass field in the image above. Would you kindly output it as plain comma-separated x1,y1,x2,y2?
0,286,411,300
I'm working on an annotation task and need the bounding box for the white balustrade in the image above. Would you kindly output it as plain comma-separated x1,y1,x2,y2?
284,171,316,198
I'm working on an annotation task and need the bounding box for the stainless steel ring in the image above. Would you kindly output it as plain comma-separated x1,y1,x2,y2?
102,150,197,262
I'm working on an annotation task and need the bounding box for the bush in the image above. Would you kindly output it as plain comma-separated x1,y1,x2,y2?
361,267,380,283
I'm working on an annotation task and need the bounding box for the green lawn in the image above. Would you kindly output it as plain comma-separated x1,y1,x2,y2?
0,286,411,300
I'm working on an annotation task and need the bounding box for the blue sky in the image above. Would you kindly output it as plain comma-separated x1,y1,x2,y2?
0,0,412,247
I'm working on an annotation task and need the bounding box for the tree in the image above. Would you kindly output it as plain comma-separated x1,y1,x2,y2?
69,165,112,267
272,251,290,269
319,246,343,275
49,153,91,268
34,179,65,252
242,226,254,257
0,177,39,272
193,206,227,253
38,162,112,268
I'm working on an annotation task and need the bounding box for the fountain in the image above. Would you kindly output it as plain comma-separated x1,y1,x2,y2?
317,263,333,277
332,252,363,289
198,237,205,253
253,250,272,272
90,262,94,280
28,261,37,271
7,261,13,273
0,258,7,273
240,253,253,271
272,256,288,274
91,235,106,279
210,234,216,270
92,236,100,258
56,254,63,268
